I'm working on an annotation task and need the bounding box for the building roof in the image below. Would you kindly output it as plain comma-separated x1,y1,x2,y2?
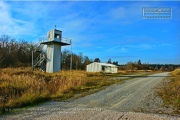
91,62,118,67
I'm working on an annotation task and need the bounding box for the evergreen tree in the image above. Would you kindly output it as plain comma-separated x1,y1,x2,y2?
107,59,112,64
94,58,100,62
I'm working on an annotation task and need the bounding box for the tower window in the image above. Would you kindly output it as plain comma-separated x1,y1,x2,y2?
55,33,60,39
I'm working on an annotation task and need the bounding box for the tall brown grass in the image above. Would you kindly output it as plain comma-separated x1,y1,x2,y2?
0,68,113,113
157,69,180,113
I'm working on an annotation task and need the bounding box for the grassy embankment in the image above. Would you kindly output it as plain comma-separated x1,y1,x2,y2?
157,69,180,113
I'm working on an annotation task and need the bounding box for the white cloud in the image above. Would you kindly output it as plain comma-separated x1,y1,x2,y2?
105,46,128,53
0,1,75,41
0,1,34,38
120,47,127,52
110,7,127,19
139,44,153,49
125,44,155,50
109,2,162,25
109,5,141,24
105,43,156,55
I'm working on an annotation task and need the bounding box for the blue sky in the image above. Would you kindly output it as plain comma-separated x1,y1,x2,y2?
0,1,179,64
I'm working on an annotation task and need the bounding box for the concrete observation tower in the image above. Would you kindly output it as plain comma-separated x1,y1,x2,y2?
34,29,71,73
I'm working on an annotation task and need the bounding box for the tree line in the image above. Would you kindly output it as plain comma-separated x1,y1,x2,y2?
119,60,179,72
61,50,92,70
94,58,179,71
0,35,92,70
0,35,179,71
0,35,37,67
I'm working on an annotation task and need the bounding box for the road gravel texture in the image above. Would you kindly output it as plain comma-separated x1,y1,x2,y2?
1,72,180,120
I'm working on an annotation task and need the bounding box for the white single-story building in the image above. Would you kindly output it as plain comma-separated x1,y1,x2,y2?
86,62,118,73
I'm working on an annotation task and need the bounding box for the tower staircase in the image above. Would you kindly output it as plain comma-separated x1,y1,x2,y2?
33,44,46,71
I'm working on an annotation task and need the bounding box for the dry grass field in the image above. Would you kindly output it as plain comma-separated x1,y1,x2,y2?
0,67,161,114
157,69,180,113
0,68,118,113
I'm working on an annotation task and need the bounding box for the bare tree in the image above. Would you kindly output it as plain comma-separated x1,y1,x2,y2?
0,35,9,67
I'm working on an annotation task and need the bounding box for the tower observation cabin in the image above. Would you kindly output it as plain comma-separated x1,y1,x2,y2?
40,29,71,73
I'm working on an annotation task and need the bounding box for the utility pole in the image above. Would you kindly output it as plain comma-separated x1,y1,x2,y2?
32,51,34,71
70,40,72,71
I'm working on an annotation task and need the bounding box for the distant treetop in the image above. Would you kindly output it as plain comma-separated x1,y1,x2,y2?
94,58,100,62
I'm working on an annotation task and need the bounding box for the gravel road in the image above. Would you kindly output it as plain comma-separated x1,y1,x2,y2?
1,72,180,120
